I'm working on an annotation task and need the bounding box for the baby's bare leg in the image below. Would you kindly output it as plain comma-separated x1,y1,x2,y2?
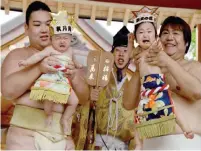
61,90,78,135
18,50,49,67
175,107,194,139
44,100,54,127
134,128,143,150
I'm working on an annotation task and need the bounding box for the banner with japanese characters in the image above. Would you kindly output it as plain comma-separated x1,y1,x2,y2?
87,51,114,87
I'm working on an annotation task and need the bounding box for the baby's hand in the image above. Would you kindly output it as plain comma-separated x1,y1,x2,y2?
128,33,135,43
18,60,27,67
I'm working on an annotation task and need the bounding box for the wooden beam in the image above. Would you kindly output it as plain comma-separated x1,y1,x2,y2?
22,0,27,14
194,14,201,25
123,8,130,26
3,0,201,24
4,0,9,15
176,12,180,17
197,24,201,62
91,5,96,23
107,7,113,25
1,34,26,51
57,2,63,12
157,12,163,30
74,4,79,22
190,13,196,31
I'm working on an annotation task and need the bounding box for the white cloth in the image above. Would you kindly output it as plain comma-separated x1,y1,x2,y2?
95,134,128,150
34,131,66,150
143,134,201,150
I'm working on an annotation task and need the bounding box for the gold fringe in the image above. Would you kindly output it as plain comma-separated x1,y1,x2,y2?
136,115,176,139
30,89,69,104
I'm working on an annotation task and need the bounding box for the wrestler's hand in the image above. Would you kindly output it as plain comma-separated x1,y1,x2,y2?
146,41,171,68
63,60,77,80
74,61,83,69
39,56,61,74
65,136,75,150
90,87,103,102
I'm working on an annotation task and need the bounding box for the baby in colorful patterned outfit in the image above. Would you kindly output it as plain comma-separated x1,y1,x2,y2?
127,6,194,150
18,11,80,136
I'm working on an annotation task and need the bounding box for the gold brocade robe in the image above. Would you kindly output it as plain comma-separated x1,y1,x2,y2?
72,73,136,150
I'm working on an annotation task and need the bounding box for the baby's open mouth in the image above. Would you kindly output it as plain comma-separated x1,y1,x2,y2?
59,45,65,48
142,40,150,43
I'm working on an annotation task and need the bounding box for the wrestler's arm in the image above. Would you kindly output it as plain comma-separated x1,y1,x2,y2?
71,68,90,105
1,48,60,100
122,71,141,110
167,58,201,101
65,48,88,104
1,48,42,100
71,48,83,69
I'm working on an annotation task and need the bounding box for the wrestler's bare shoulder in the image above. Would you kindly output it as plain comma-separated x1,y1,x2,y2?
2,48,38,74
4,47,38,62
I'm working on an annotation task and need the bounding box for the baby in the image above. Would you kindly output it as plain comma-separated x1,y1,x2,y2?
128,7,194,149
19,11,81,136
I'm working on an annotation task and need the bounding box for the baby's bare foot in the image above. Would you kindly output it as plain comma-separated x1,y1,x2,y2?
135,145,143,150
176,118,194,139
184,131,194,139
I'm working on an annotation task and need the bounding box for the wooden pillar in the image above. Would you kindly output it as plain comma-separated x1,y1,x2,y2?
197,24,201,62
